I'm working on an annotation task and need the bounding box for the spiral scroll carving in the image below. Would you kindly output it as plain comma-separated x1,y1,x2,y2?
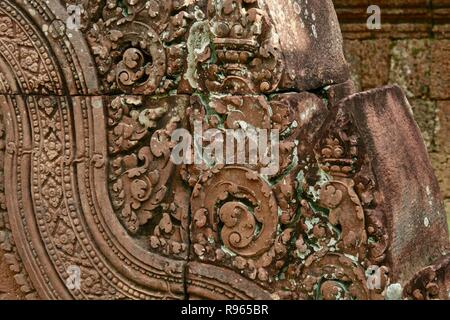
0,0,448,301
191,166,278,258
114,28,166,94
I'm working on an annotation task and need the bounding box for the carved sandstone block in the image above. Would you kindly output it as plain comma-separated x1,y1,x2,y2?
331,86,449,283
0,0,448,300
264,0,350,91
0,0,98,95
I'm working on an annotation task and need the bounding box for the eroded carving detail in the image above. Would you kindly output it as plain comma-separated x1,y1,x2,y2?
107,95,190,258
0,0,447,301
87,0,193,95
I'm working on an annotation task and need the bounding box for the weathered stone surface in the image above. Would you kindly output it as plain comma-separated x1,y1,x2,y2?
390,40,431,99
431,101,450,200
264,0,350,91
0,0,448,301
324,80,357,106
447,201,450,235
336,86,449,283
337,3,450,227
0,248,27,300
25,0,350,97
404,255,450,300
0,0,98,95
431,40,450,100
410,99,437,149
334,0,438,39
344,39,391,92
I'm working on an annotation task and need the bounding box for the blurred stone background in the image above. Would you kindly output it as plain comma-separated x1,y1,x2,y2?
334,0,450,233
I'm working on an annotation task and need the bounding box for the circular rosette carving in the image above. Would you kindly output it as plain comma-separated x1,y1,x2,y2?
88,20,166,94
191,166,278,258
219,201,263,253
403,255,450,300
115,25,166,94
298,253,371,300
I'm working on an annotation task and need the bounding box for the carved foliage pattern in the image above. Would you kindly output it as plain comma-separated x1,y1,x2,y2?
0,0,447,301
87,0,193,95
107,95,190,258
0,0,186,300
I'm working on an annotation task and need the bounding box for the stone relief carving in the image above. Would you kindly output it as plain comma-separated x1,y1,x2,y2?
0,0,448,300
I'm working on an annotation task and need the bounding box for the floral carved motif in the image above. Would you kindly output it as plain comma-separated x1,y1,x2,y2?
0,0,447,301
107,95,190,258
